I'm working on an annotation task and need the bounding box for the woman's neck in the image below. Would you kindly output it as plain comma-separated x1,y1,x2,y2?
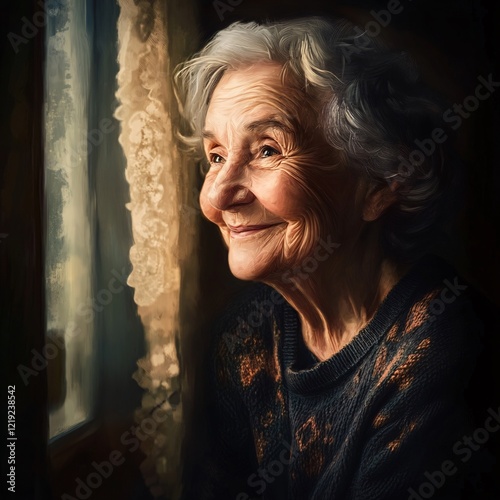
267,235,410,361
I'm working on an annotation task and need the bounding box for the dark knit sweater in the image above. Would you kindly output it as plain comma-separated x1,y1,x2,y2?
183,255,495,500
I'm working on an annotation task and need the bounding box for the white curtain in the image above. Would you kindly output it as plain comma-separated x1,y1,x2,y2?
115,1,199,498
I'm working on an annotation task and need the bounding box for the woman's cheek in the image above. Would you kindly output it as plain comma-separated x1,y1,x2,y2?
274,169,334,261
283,218,321,264
262,169,305,216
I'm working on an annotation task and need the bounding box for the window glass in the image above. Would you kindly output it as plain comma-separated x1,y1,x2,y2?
44,0,95,439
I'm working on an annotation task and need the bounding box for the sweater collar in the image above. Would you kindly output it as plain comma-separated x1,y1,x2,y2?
281,254,448,394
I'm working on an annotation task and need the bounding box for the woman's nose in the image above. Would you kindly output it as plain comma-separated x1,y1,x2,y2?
207,158,255,211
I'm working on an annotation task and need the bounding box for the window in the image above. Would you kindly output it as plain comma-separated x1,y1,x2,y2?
43,0,200,497
44,0,95,439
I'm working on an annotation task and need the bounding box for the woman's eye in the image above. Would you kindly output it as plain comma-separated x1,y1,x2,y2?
210,153,225,164
260,146,280,158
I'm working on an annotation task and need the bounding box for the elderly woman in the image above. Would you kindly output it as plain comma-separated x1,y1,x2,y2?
175,17,486,500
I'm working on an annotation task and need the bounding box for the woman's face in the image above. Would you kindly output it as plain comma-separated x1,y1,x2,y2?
200,62,363,282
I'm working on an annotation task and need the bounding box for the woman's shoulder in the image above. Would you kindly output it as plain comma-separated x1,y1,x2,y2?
375,254,492,391
391,254,488,340
208,282,286,358
211,281,284,330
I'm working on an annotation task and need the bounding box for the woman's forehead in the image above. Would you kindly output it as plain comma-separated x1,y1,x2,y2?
210,65,287,106
203,106,295,140
205,64,311,133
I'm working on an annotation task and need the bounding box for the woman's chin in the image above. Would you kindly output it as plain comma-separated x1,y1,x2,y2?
228,262,263,282
228,252,273,282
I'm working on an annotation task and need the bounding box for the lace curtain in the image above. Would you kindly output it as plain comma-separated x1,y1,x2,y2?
115,1,198,497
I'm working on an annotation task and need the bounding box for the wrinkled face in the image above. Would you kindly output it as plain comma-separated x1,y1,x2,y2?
200,62,363,282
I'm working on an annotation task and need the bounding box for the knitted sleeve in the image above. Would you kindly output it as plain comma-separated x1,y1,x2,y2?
348,298,483,500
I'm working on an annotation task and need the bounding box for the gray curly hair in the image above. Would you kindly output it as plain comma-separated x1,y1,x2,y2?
173,17,461,262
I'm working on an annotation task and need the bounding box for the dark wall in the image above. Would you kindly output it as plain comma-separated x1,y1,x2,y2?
1,1,49,498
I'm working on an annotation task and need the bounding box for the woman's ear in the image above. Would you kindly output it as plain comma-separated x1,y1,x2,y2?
362,180,400,222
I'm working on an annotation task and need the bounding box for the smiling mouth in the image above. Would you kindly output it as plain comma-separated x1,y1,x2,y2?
225,223,283,238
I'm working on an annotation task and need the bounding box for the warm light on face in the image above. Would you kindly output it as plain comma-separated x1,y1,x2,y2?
200,62,358,282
